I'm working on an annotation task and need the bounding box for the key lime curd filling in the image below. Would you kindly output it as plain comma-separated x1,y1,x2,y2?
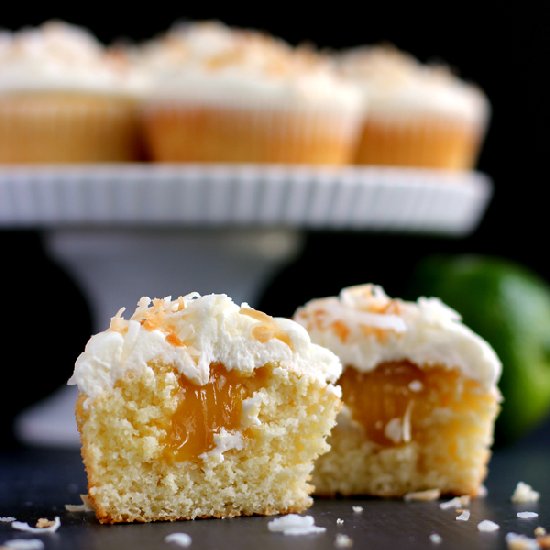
70,293,341,464
294,284,502,496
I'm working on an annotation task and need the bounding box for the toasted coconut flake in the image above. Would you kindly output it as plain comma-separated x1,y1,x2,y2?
512,483,540,504
429,533,442,544
165,533,192,547
518,512,539,519
11,516,60,534
535,528,547,537
404,488,441,502
505,532,539,550
335,533,353,548
478,520,500,532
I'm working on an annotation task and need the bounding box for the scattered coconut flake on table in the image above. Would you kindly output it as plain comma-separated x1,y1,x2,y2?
267,515,325,536
352,506,363,514
404,489,441,502
429,533,442,544
165,533,192,547
0,518,16,523
2,540,45,550
505,532,539,550
456,510,471,521
336,518,344,525
440,496,470,509
334,533,353,548
11,517,60,534
517,512,539,519
512,483,540,504
478,520,500,532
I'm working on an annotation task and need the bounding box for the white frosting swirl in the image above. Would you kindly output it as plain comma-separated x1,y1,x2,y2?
139,22,364,111
0,21,145,96
69,292,342,398
335,46,489,124
294,284,501,391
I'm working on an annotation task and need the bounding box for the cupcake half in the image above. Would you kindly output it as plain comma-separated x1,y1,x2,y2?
335,46,490,170
139,22,364,164
295,284,501,496
0,22,144,163
69,292,341,523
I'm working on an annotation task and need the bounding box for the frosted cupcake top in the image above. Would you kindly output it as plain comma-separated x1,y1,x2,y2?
138,21,364,111
69,292,342,399
335,46,488,123
0,21,144,96
294,284,501,391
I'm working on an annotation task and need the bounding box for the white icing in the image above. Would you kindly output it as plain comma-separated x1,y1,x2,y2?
139,22,364,111
335,46,489,124
295,284,501,391
0,22,144,96
69,292,341,398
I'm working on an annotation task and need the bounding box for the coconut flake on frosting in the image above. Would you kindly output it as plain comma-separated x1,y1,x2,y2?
294,284,501,391
0,21,144,96
138,21,363,111
335,45,488,124
69,292,341,399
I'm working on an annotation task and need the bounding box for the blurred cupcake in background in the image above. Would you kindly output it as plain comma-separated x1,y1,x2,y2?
0,22,145,163
335,46,489,170
139,22,364,164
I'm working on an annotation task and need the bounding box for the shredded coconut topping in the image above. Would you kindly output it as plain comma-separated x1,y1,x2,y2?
506,532,539,550
512,483,540,504
456,510,471,521
2,540,45,550
165,533,192,547
294,284,501,391
267,515,325,536
478,520,500,532
11,517,60,534
517,512,539,519
429,533,442,544
352,506,363,514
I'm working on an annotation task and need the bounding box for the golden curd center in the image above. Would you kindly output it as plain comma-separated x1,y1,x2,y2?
164,363,269,462
340,361,486,447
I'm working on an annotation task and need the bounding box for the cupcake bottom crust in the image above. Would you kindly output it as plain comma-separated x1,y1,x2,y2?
0,93,142,163
313,361,498,496
76,361,340,524
142,105,360,164
353,117,484,170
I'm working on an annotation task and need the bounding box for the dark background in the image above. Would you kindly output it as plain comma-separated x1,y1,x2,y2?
1,6,548,447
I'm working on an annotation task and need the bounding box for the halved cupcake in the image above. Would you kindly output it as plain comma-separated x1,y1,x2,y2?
69,292,341,523
294,284,501,496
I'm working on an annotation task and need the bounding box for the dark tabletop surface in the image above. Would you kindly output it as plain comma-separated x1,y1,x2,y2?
1,446,549,550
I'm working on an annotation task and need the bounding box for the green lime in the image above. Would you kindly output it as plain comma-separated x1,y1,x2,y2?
409,255,550,445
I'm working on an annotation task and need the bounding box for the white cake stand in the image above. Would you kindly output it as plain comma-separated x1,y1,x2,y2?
0,164,493,447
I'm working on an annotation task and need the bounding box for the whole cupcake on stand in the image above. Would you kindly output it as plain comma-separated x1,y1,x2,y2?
335,46,490,170
0,21,144,163
139,22,364,164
